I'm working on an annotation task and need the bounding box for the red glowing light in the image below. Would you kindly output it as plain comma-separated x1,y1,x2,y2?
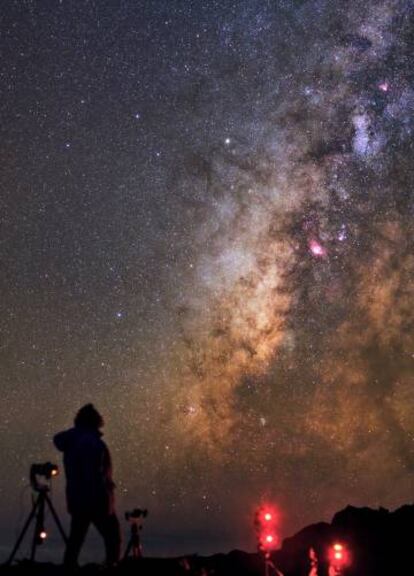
256,506,277,526
260,533,278,550
39,531,47,540
255,505,279,552
329,542,350,568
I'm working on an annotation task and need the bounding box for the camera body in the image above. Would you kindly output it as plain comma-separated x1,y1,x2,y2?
125,508,148,522
30,462,59,491
31,462,59,479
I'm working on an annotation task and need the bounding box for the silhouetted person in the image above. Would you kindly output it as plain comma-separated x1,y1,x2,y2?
54,404,121,568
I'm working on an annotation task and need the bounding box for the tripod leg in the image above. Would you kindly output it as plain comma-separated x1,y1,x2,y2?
132,533,141,559
123,538,132,560
44,494,68,543
31,494,45,562
6,497,39,565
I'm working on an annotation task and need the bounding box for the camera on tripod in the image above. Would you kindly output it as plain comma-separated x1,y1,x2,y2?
123,508,148,560
30,462,59,492
7,462,66,565
125,508,148,522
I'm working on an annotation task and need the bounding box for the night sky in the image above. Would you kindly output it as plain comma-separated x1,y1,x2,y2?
1,0,414,561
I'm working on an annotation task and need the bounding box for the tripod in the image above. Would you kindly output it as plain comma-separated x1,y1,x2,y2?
123,509,147,561
123,522,143,560
6,486,67,565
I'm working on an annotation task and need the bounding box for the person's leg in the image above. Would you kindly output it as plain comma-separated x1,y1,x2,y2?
93,512,122,567
64,513,90,568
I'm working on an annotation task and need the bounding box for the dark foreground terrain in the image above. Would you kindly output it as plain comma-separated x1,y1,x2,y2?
2,504,414,575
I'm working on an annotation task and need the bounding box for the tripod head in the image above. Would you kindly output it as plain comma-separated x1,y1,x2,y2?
30,462,59,492
125,508,147,522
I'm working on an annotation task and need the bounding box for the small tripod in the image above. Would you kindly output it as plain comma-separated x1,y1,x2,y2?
124,522,142,560
123,508,147,560
6,465,67,565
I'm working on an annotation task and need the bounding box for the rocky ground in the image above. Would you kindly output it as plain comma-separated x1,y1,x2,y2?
2,504,414,575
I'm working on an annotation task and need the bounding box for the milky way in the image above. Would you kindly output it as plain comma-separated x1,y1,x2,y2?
167,0,414,540
1,0,413,559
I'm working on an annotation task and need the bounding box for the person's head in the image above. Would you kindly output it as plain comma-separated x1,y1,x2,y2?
74,404,104,430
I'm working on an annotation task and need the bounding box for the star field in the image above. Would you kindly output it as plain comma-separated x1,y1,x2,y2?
1,0,414,560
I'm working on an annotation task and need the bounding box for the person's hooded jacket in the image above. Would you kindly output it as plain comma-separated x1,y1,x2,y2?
54,426,115,515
